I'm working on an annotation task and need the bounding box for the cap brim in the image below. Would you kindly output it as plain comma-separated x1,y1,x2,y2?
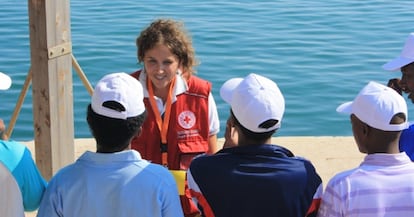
382,57,414,71
336,101,353,114
220,78,243,104
0,72,12,90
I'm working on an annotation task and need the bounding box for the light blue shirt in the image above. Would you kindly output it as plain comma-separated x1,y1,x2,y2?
0,139,47,211
37,150,184,217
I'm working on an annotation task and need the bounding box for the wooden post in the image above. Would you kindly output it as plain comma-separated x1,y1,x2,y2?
28,0,74,180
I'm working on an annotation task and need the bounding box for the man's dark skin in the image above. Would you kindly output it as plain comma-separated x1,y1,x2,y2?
388,62,414,103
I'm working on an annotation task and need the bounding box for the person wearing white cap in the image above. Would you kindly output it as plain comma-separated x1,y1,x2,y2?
0,71,47,214
37,72,184,217
187,73,323,217
318,81,414,217
382,33,414,161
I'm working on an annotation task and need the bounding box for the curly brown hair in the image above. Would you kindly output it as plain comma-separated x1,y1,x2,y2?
136,19,199,77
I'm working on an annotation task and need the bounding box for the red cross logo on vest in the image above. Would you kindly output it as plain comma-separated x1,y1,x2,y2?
178,110,196,129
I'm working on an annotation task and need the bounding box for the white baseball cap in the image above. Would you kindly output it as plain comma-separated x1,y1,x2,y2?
337,81,408,131
382,33,414,71
0,72,12,90
91,72,145,119
220,73,285,133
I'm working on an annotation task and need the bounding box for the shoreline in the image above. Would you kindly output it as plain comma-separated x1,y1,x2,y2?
22,136,365,217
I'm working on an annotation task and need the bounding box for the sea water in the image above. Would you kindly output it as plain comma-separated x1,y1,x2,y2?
1,0,414,140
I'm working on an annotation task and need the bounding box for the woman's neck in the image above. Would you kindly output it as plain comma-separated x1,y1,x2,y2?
153,84,170,103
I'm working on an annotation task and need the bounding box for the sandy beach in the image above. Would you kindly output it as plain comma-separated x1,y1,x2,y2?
23,136,365,217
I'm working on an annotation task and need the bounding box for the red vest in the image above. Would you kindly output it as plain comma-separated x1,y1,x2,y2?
130,70,211,170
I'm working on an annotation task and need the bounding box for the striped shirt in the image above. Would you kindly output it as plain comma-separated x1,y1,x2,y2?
318,152,414,217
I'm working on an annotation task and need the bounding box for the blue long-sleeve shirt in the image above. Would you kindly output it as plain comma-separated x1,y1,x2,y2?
0,139,47,211
400,123,414,161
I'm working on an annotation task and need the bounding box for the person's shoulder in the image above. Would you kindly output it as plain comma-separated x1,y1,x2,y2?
402,123,414,133
55,160,79,176
189,152,223,170
54,152,95,177
188,75,206,81
187,75,212,93
46,161,78,188
405,122,414,130
142,165,180,189
400,123,414,141
130,69,143,79
190,147,250,168
1,139,27,149
145,162,170,172
270,144,295,156
142,162,174,177
0,139,28,158
189,152,208,165
325,167,359,188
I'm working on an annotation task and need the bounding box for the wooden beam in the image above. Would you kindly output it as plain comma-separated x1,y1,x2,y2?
28,0,74,180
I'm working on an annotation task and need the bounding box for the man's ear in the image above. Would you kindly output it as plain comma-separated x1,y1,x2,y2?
136,126,143,137
361,122,371,137
230,124,237,137
223,116,239,149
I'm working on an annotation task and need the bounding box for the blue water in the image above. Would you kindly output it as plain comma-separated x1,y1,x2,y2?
1,0,414,140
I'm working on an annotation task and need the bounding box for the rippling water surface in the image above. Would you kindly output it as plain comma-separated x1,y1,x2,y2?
1,0,414,140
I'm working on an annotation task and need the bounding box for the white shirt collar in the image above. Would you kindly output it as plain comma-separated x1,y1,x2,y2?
138,70,188,101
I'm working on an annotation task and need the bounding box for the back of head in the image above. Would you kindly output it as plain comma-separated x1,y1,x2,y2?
383,32,414,71
220,73,285,141
337,81,408,132
88,72,146,153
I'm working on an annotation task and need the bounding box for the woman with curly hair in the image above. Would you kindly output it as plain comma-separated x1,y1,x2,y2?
130,19,220,217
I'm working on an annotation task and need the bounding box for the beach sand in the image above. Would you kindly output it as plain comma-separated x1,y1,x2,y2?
23,136,365,217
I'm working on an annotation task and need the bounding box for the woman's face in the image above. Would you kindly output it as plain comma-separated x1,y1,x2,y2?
143,44,180,90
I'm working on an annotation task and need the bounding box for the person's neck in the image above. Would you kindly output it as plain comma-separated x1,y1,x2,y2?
96,144,130,153
367,145,400,154
238,137,272,146
153,86,169,103
366,134,401,154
